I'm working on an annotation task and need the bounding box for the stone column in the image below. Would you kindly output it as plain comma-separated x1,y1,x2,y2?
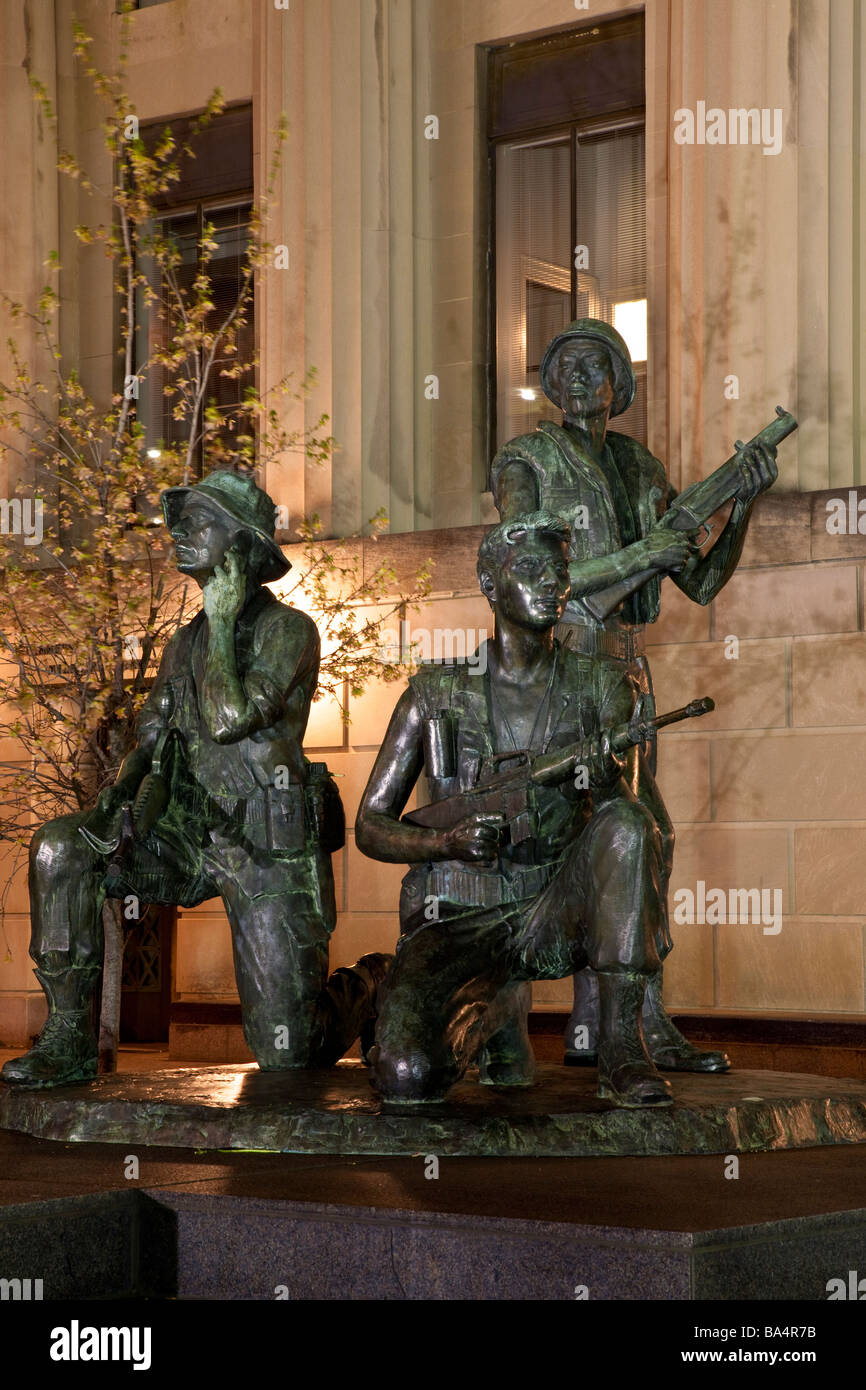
0,0,60,497
664,0,799,491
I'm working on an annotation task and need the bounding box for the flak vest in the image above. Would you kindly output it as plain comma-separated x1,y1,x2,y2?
397,644,633,930
490,421,673,630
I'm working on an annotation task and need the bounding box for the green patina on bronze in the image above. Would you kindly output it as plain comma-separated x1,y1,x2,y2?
491,319,797,1075
4,1063,866,1158
1,470,389,1091
355,513,707,1108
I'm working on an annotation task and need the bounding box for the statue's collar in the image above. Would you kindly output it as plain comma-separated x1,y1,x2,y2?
452,641,576,752
537,419,614,488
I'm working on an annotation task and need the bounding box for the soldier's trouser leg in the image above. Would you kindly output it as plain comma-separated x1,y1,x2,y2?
1,814,105,1087
516,797,671,1106
218,847,388,1070
566,756,729,1072
630,758,727,1069
566,751,690,1059
372,800,668,1105
477,980,535,1087
369,912,515,1102
514,798,666,979
565,644,668,1059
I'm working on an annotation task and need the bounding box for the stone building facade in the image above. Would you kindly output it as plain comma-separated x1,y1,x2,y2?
2,0,866,1051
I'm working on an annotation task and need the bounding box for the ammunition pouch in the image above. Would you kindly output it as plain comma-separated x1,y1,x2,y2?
304,761,346,855
556,619,646,664
264,784,308,854
131,727,184,838
400,857,560,931
78,727,184,857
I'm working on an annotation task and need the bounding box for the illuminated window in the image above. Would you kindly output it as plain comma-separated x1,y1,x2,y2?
134,106,254,476
486,16,648,448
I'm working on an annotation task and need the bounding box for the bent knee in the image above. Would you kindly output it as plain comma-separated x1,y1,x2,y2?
598,797,656,844
370,1045,451,1102
29,816,85,879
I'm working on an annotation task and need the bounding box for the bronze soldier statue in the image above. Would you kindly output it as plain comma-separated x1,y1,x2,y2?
491,319,787,1072
356,511,686,1108
2,469,388,1088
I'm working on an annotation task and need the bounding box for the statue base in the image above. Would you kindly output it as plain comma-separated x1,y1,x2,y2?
4,1061,866,1156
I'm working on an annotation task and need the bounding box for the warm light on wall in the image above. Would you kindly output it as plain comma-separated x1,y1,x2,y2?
519,387,537,401
613,298,648,364
271,572,343,661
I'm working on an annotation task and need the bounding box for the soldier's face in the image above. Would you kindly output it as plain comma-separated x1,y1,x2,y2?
495,533,570,631
170,498,238,580
551,341,615,418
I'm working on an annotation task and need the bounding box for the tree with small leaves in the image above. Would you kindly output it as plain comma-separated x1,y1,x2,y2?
0,8,430,1013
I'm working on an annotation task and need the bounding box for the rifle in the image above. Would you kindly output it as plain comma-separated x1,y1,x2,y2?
581,406,798,622
402,696,714,844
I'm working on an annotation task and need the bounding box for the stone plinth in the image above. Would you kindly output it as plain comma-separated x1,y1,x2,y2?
4,1062,866,1157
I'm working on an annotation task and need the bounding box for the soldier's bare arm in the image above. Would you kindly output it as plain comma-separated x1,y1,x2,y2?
356,688,501,864
496,457,683,601
668,441,777,604
494,458,541,519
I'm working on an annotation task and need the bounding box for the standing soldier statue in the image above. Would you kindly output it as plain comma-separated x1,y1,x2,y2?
2,469,389,1088
490,319,793,1072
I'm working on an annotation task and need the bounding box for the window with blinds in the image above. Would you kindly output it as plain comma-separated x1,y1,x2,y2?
134,106,254,476
487,16,647,449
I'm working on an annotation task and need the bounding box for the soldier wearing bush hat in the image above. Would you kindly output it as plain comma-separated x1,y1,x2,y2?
3,468,389,1089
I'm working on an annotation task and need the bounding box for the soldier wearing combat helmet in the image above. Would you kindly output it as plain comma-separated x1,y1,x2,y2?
491,318,778,1073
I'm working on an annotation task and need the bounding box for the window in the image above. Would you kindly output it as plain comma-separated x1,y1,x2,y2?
134,105,254,475
487,16,647,449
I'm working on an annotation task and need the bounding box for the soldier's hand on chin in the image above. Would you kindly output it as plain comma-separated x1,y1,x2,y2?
443,813,503,863
203,545,247,624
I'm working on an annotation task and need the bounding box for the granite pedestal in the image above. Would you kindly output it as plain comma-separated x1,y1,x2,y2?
4,1063,866,1298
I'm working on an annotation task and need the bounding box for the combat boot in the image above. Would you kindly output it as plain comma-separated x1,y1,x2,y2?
641,969,730,1072
564,968,600,1066
1,966,100,1088
311,951,393,1067
478,982,536,1086
596,969,672,1107
566,965,730,1073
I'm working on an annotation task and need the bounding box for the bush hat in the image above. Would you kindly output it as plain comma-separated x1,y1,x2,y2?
161,470,290,583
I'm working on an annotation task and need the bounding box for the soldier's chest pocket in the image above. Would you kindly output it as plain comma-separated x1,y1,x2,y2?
266,787,307,854
545,724,591,809
158,674,196,731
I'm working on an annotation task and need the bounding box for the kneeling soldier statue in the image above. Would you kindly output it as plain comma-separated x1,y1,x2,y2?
2,469,389,1089
356,511,713,1107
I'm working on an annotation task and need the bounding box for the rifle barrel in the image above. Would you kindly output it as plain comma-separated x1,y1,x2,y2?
582,407,798,621
651,696,715,730
609,696,714,752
